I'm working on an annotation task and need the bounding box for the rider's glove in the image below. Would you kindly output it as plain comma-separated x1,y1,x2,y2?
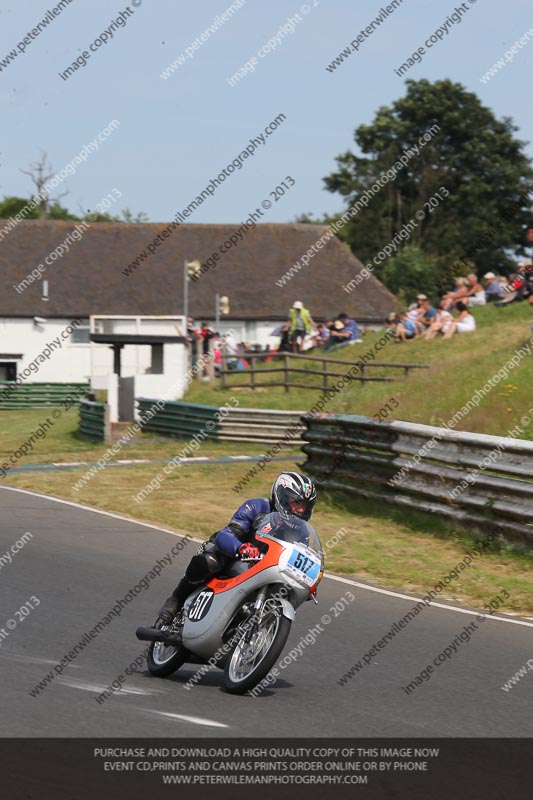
237,543,260,560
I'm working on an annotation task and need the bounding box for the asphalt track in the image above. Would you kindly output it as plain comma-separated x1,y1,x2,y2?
1,485,532,738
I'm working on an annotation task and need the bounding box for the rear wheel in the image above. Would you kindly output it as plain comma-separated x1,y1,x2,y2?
147,617,189,677
223,602,291,694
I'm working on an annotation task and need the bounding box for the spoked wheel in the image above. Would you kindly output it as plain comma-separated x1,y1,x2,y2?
147,616,189,677
223,601,291,694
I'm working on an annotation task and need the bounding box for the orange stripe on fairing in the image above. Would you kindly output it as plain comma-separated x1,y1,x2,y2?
206,535,284,595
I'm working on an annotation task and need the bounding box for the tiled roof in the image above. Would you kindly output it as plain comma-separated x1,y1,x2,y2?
0,221,395,321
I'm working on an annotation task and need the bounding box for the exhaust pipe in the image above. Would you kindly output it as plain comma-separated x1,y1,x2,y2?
136,626,181,646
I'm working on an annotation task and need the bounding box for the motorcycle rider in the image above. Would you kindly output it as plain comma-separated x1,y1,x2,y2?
158,471,317,623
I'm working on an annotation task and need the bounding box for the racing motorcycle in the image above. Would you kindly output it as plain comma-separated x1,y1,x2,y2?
136,512,324,694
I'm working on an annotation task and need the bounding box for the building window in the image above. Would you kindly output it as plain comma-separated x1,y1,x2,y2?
70,324,90,344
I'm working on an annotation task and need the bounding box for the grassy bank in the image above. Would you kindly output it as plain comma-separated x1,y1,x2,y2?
186,303,533,438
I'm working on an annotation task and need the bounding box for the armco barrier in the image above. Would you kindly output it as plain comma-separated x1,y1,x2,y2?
137,399,305,444
78,398,111,442
0,382,90,408
300,414,533,549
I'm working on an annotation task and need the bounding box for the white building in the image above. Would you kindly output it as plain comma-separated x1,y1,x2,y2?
0,219,395,397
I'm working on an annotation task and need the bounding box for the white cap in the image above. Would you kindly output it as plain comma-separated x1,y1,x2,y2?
292,301,304,309
483,272,496,280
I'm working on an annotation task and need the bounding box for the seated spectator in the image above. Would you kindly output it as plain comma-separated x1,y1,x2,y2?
483,272,504,302
442,301,476,339
464,273,486,307
417,298,437,332
322,313,361,350
495,265,528,306
424,301,453,341
310,323,330,348
441,277,469,310
518,260,533,305
394,311,418,342
385,312,401,335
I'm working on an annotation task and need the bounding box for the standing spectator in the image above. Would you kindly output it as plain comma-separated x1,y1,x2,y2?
277,322,292,353
442,301,476,339
483,272,504,302
186,316,201,368
199,322,216,378
288,301,315,352
323,312,361,350
465,273,486,306
200,322,216,356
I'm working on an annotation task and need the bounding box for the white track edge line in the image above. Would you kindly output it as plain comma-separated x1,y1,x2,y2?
1,485,532,629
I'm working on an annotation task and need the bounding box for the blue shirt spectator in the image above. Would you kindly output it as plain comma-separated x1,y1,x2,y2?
323,313,361,349
483,272,503,301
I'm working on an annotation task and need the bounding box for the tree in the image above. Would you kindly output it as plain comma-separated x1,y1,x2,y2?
120,208,150,223
0,196,149,223
0,196,39,219
381,246,440,303
323,79,533,289
20,153,69,219
0,195,76,220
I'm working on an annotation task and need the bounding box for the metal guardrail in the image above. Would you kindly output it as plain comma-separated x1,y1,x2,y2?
78,398,110,442
137,399,305,444
0,382,90,408
300,414,533,549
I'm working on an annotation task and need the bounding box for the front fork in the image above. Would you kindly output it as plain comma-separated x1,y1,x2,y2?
240,588,267,645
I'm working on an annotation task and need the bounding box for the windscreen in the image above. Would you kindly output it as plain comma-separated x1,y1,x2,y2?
256,512,323,559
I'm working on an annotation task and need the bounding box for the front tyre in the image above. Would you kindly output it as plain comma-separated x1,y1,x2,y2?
223,606,292,695
147,617,188,678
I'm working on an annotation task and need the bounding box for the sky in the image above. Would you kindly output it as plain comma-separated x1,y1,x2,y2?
1,0,532,225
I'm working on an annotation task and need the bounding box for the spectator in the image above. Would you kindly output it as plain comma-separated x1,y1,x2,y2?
200,322,216,356
277,322,292,353
417,297,437,331
198,323,216,379
322,312,361,350
186,316,201,368
288,301,315,353
522,261,533,305
442,301,476,339
441,277,469,310
495,265,527,306
385,312,401,335
464,273,486,307
221,331,240,371
406,302,420,329
483,272,504,302
394,311,418,342
424,301,453,341
310,323,330,348
213,337,222,376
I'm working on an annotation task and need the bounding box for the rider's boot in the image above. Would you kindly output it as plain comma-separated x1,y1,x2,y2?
159,577,197,624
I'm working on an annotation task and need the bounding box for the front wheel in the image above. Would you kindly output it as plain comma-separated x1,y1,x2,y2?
147,617,189,677
223,604,292,694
